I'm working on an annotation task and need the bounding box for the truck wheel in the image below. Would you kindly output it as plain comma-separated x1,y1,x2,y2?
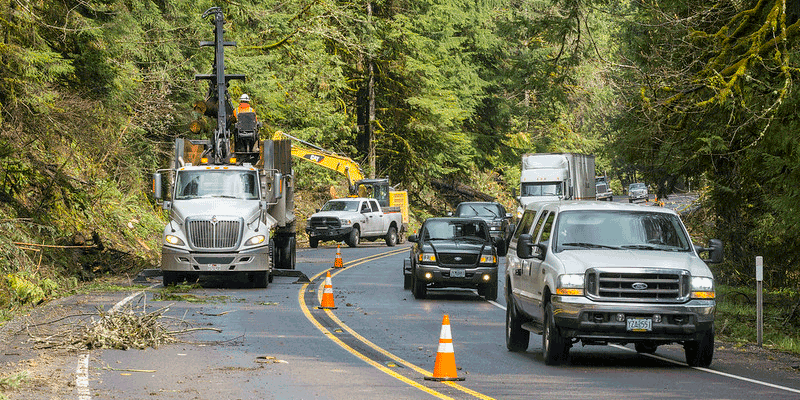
284,236,296,270
684,327,714,367
506,296,530,352
162,271,179,287
543,303,568,365
403,274,412,290
635,341,658,354
482,280,498,301
347,227,360,248
412,271,427,299
251,271,269,289
309,238,319,248
385,226,398,247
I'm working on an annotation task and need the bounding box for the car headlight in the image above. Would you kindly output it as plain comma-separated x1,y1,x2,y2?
418,253,436,263
245,235,266,246
691,276,715,299
165,235,185,246
479,255,497,264
556,274,584,296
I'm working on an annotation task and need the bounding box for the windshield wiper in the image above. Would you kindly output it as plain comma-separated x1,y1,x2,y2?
620,244,660,250
561,242,620,250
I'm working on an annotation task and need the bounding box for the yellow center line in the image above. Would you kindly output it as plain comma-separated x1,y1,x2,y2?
299,247,495,400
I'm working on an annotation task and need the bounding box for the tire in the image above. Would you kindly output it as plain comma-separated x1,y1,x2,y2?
309,238,319,248
412,270,427,299
251,271,269,289
543,303,568,365
481,280,498,301
635,342,658,354
162,271,179,286
685,327,714,367
385,226,398,247
506,295,530,352
403,274,412,290
285,236,296,270
347,227,360,248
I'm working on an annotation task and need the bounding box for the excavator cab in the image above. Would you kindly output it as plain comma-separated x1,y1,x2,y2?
355,178,391,207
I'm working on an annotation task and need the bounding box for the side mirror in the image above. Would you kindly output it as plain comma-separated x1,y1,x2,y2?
517,234,534,259
152,173,162,200
407,234,418,243
697,239,724,264
447,211,454,217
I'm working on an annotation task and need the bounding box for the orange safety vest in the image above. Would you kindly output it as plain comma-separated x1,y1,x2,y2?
234,103,256,119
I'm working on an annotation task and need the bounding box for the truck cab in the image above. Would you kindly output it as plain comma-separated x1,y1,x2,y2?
305,197,404,248
505,201,723,366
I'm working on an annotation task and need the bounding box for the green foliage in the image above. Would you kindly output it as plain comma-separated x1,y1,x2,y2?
5,273,56,305
716,285,800,354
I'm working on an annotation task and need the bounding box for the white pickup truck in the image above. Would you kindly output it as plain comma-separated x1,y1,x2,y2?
305,197,405,248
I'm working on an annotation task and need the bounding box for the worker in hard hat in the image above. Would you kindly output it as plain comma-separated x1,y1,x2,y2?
233,94,257,120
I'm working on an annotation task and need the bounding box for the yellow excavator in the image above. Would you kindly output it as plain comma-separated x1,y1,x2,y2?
271,131,409,229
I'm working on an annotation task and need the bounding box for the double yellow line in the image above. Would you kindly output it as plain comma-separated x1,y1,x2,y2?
298,247,494,400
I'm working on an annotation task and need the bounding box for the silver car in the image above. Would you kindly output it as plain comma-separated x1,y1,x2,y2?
628,182,649,203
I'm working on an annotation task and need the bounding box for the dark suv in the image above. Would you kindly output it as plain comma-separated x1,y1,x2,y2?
403,218,501,301
453,202,513,253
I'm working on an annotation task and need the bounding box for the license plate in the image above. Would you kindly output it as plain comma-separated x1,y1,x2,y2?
450,269,465,278
627,318,652,332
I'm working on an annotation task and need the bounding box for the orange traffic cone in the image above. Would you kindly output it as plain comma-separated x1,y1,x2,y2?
333,244,343,268
318,271,337,309
424,314,465,381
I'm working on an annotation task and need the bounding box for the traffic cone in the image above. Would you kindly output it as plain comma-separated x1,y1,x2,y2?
318,271,337,309
424,314,465,381
333,244,343,268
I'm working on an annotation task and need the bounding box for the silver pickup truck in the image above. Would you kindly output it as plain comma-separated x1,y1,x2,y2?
505,201,723,366
306,197,404,247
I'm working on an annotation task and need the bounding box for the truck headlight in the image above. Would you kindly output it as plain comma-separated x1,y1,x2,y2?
245,235,266,246
418,253,436,263
691,276,715,299
340,218,351,225
556,274,584,296
165,235,185,246
479,255,497,264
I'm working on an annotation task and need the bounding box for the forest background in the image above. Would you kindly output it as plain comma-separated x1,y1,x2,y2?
1,0,799,348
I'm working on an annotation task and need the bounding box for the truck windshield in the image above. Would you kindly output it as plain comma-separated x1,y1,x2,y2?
521,182,563,197
174,170,259,200
423,220,489,241
554,210,692,252
456,204,502,218
321,200,360,212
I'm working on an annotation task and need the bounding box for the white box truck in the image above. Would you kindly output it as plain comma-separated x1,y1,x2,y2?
515,153,596,218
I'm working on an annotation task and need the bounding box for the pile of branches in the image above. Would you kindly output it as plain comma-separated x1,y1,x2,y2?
82,306,175,350
26,305,184,351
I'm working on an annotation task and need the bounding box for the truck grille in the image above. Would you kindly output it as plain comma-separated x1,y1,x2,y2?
309,217,341,228
186,218,242,250
585,268,690,303
438,253,478,267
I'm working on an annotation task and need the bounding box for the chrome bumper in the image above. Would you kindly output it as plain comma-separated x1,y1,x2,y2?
161,245,271,273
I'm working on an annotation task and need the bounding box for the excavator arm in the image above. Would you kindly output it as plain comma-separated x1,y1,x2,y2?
271,131,364,193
